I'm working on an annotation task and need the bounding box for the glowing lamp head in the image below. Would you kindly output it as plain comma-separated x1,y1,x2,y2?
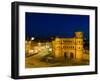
49,48,52,51
31,37,35,40
38,42,41,46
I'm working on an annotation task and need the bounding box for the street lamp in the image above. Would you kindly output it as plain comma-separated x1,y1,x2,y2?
38,42,41,46
31,37,35,41
49,48,52,52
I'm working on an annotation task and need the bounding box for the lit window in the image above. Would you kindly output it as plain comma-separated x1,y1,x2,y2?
63,40,67,43
63,46,66,48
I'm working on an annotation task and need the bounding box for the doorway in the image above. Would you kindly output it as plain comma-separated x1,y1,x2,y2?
70,52,74,59
64,52,68,60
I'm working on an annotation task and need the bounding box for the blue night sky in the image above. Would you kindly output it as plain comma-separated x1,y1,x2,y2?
25,12,89,39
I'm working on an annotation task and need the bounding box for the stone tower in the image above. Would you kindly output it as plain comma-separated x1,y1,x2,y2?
52,37,62,60
75,32,84,60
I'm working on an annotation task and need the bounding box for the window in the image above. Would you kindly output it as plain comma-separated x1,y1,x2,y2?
57,46,60,48
63,46,67,48
63,40,67,43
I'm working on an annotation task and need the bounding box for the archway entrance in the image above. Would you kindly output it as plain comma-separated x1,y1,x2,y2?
64,52,68,60
70,52,74,59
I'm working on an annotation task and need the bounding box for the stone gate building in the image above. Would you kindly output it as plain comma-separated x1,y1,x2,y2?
52,32,84,61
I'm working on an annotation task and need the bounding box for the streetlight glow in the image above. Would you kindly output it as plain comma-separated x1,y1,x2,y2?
31,37,35,40
38,42,41,46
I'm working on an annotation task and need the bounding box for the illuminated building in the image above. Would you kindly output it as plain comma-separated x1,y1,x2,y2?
52,32,84,61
